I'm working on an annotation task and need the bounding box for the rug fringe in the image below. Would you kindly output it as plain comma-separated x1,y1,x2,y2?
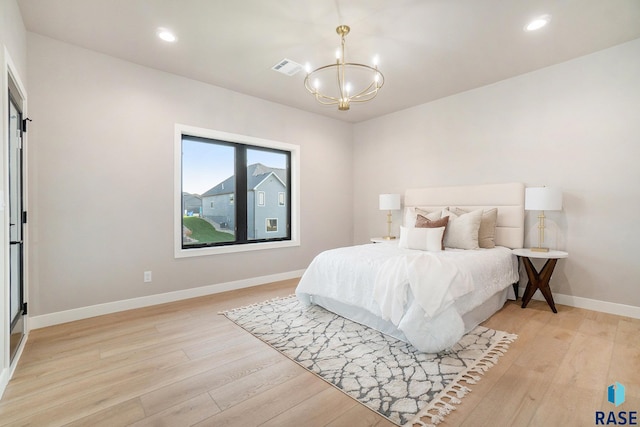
402,331,518,427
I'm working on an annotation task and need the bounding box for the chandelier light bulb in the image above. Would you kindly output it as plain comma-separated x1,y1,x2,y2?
304,62,312,74
313,78,320,89
335,49,341,60
373,55,379,66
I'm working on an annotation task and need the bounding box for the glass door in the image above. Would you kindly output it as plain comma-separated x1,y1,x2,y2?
8,91,25,362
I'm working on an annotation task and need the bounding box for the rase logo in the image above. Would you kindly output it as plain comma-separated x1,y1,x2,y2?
609,382,626,407
596,382,637,425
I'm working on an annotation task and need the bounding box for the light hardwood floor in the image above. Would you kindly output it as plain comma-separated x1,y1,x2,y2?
1,279,638,426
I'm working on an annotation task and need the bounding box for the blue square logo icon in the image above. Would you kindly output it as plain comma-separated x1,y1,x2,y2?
608,382,625,407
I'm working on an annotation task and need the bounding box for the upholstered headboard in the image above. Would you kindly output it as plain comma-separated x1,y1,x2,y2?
404,183,525,249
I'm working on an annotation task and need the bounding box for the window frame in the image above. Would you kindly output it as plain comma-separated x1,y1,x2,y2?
175,124,300,258
257,191,265,207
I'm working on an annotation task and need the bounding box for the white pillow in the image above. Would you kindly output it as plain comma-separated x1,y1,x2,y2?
451,207,498,249
403,207,441,228
398,226,445,252
441,209,483,249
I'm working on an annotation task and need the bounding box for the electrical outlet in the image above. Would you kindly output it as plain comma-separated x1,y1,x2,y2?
144,271,152,283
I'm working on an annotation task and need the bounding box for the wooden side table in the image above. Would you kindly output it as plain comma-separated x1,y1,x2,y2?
512,248,568,313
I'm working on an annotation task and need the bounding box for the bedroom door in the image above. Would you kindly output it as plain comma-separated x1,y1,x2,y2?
8,90,26,362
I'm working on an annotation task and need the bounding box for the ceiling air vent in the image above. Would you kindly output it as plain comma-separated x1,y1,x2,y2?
271,58,303,76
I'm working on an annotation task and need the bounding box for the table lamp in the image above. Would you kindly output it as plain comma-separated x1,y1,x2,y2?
379,194,401,240
525,187,563,252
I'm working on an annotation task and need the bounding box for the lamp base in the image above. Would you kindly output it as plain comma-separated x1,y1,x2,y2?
530,247,550,252
382,236,397,240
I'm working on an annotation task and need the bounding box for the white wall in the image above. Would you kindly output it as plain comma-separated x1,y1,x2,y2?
26,33,354,316
20,25,640,318
353,38,640,308
0,0,27,79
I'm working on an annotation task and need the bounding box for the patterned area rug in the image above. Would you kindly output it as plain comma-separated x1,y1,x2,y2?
222,296,516,427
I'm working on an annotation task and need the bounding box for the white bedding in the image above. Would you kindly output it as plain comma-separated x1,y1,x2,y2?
296,243,518,352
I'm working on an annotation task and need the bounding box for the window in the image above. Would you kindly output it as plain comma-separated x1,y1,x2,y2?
266,218,278,232
175,125,300,257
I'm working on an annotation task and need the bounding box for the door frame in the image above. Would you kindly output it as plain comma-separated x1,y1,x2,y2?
1,46,28,396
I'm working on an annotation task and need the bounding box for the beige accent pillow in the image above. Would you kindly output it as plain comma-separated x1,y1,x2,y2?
441,209,483,249
415,215,449,250
403,207,441,228
452,207,498,249
398,226,445,252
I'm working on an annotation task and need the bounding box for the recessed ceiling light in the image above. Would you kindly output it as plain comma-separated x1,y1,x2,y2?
525,15,551,32
157,28,177,42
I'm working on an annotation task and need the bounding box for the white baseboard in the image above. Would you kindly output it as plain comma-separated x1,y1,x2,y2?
0,367,9,400
27,274,640,330
29,270,305,330
0,368,9,400
0,332,28,399
520,286,640,319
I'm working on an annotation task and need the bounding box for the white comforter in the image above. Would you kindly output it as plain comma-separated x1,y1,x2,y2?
296,243,518,352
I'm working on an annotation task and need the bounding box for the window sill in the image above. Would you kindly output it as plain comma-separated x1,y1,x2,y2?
174,238,300,258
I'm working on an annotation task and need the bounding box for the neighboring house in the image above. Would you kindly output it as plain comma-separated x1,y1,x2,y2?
201,176,236,231
182,192,202,216
201,163,287,239
248,164,288,240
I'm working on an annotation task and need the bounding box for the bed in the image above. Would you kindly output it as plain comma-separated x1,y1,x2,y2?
296,183,525,352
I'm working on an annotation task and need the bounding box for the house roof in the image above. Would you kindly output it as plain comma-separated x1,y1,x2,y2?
182,192,202,201
201,163,286,197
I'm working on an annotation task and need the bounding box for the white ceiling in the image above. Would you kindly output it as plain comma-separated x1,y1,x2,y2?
17,0,640,123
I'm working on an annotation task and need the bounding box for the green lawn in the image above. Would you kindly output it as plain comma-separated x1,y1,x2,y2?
183,217,234,244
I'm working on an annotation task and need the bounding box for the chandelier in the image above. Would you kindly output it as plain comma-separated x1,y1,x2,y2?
304,25,384,111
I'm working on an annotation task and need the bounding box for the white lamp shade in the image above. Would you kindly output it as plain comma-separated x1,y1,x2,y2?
525,187,563,211
379,193,401,211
